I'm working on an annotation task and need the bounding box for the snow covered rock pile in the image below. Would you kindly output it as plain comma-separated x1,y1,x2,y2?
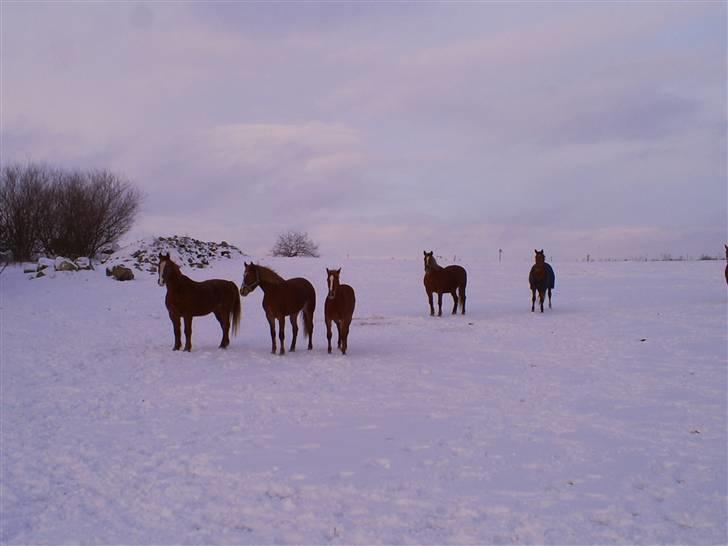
24,256,94,278
103,236,245,275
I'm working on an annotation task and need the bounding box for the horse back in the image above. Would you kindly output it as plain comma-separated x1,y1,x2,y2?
166,277,238,316
425,265,466,292
445,265,467,286
265,277,316,316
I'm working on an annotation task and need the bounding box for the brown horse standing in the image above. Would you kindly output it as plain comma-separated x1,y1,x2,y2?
423,251,467,316
240,262,315,355
157,253,241,351
529,249,555,313
325,268,356,355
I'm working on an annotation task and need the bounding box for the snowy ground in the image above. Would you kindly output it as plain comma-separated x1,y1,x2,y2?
1,255,726,545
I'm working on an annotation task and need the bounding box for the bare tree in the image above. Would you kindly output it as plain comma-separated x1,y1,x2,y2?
46,169,142,258
1,162,142,261
271,230,320,257
0,163,51,261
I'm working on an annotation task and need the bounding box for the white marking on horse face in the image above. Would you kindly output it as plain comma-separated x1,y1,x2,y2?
328,274,335,297
158,260,166,286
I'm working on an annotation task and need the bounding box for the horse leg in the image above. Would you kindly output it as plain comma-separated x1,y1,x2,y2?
306,308,314,350
289,314,298,352
450,290,458,314
326,317,333,354
427,290,435,316
215,310,230,348
459,285,466,314
183,315,193,352
548,288,552,309
335,320,342,349
267,314,277,354
170,311,182,350
539,290,545,313
341,320,350,355
278,316,286,355
531,288,536,312
437,292,443,316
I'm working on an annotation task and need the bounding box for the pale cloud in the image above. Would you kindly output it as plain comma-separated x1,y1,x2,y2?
1,2,724,260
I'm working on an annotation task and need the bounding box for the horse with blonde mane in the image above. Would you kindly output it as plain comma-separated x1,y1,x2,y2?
240,262,316,355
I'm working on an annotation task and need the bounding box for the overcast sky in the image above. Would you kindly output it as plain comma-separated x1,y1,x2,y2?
2,2,725,260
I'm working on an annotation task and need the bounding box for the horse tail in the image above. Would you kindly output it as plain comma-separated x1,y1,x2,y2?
459,268,467,313
302,283,316,337
230,282,241,336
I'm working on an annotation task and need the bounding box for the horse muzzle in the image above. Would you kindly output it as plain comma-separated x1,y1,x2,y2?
241,285,252,296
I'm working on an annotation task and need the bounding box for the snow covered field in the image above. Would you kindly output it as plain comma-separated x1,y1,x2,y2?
1,255,726,545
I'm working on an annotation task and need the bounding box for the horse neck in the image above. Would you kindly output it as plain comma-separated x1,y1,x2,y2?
256,268,284,293
165,264,188,288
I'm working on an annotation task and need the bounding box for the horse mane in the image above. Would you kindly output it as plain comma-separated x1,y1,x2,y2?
427,255,443,271
256,264,285,285
161,256,183,277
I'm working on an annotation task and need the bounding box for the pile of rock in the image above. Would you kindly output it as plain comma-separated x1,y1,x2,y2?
102,236,245,276
25,257,94,279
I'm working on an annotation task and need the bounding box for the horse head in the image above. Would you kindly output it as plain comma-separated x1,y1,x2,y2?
157,252,172,286
326,268,342,299
534,249,545,265
240,262,259,296
423,250,437,272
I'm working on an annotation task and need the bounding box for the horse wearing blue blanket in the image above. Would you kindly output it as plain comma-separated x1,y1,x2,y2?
529,249,555,313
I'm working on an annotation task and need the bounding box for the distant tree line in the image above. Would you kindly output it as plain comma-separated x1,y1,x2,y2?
0,162,142,262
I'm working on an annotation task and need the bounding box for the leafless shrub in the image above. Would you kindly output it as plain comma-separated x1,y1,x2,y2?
0,163,52,262
271,230,320,257
1,162,142,261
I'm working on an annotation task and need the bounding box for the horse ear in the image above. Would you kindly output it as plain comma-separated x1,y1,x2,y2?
423,251,427,256
337,268,341,274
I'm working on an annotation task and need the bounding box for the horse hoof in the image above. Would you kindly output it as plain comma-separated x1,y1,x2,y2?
328,348,332,354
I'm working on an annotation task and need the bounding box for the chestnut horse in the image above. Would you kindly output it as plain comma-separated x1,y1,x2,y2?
157,253,241,351
423,251,467,316
240,262,315,355
529,249,555,312
325,268,356,355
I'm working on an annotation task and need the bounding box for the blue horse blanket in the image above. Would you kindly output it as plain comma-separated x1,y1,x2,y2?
545,263,555,290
